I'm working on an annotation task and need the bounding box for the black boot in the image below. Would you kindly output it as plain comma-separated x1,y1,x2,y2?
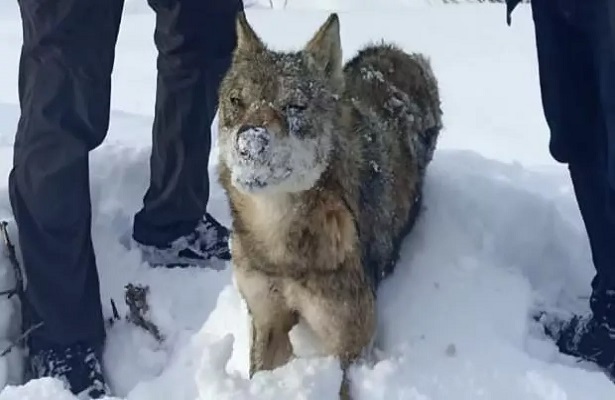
535,309,615,380
133,212,231,269
27,340,109,398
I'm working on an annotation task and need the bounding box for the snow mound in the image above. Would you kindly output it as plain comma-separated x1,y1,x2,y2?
4,138,613,399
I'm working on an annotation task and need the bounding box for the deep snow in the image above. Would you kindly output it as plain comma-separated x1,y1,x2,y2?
1,2,614,400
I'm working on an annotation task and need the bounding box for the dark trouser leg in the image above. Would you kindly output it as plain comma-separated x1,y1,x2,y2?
569,162,615,317
9,0,124,347
591,0,615,215
586,0,615,318
532,0,615,318
132,0,243,247
597,1,615,200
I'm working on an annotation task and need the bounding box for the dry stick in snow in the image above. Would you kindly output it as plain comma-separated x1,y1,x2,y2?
0,221,43,357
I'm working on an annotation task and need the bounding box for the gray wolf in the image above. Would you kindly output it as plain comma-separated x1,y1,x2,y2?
217,12,442,398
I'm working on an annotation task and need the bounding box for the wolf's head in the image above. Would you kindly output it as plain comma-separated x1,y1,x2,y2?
218,13,344,195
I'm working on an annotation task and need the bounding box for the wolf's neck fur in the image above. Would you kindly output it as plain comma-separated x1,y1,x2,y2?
239,159,356,272
248,192,298,235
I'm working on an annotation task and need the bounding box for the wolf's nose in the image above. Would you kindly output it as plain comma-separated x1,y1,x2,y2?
237,125,270,159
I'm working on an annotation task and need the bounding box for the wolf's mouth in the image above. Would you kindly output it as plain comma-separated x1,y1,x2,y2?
230,125,295,193
231,160,293,193
226,126,329,194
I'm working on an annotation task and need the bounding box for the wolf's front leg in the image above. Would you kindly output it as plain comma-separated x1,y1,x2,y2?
289,277,376,400
235,268,298,377
248,311,297,377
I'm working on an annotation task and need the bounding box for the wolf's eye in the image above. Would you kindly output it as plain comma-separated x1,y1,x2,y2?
230,96,243,108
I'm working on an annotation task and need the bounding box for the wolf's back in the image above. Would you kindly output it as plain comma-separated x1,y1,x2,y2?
344,43,442,173
342,43,442,290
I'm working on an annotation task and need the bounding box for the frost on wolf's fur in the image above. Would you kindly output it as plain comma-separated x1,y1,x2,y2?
285,107,306,137
236,127,270,160
369,160,381,173
221,125,332,194
365,66,420,129
359,63,440,136
360,67,385,83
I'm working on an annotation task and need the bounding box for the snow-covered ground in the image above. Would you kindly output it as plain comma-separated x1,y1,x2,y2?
1,2,614,399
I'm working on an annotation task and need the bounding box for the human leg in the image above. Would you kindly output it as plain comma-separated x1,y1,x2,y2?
532,0,615,298
9,0,124,395
531,0,615,378
132,0,243,267
580,0,615,321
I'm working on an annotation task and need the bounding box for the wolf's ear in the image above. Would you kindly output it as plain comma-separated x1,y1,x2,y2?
236,12,264,53
304,13,343,90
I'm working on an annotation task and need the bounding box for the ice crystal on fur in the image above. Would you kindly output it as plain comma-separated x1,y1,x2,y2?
360,67,385,83
285,108,305,138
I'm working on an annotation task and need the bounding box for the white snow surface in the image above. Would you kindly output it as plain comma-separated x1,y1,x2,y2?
1,2,615,400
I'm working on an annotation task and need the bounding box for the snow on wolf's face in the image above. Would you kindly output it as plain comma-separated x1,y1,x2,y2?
218,71,334,195
217,13,344,195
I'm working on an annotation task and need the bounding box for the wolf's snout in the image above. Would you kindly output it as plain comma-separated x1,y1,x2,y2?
236,125,271,160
